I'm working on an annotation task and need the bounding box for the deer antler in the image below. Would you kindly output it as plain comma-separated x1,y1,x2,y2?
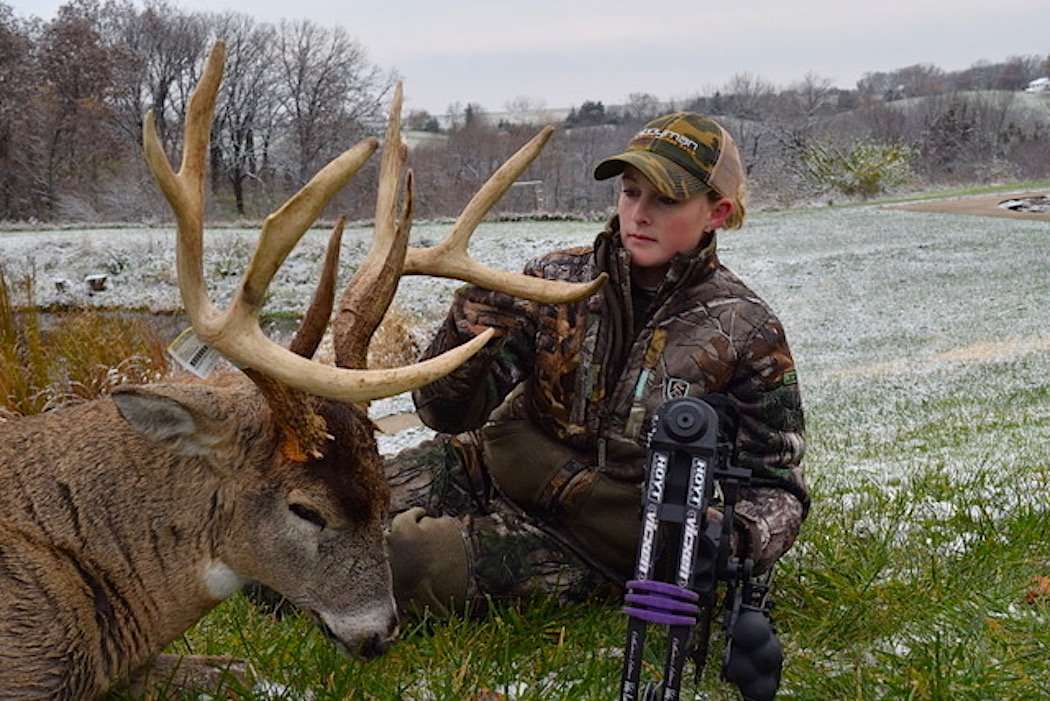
333,109,608,371
288,217,346,359
402,128,608,302
144,43,495,404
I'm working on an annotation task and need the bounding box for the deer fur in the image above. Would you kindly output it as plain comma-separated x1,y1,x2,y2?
0,39,604,699
0,378,395,699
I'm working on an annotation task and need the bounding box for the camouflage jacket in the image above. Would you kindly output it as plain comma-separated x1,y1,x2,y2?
413,217,808,573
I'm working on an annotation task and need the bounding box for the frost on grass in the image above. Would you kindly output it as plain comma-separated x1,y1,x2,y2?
0,221,599,317
3,208,1048,477
376,424,436,456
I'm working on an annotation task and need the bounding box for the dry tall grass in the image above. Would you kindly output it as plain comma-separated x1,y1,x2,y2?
367,305,423,370
0,267,168,418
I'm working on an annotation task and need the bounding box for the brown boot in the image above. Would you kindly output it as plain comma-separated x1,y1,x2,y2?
387,507,471,618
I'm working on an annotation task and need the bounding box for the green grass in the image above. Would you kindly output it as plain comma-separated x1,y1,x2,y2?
93,205,1050,699
105,363,1045,700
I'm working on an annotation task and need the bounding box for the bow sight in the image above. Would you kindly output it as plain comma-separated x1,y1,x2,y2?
620,398,783,701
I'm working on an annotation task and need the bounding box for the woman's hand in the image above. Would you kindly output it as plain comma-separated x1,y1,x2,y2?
451,287,523,338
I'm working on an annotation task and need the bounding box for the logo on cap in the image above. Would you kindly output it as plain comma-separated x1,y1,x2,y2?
636,128,700,153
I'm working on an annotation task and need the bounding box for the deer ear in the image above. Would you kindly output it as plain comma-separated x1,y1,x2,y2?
112,385,228,459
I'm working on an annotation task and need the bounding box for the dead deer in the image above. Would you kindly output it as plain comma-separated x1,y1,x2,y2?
0,42,604,700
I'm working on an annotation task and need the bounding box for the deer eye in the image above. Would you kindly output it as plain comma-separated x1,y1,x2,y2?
289,503,327,529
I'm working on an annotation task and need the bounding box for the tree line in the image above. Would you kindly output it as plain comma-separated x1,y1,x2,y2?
0,0,392,221
2,0,1048,223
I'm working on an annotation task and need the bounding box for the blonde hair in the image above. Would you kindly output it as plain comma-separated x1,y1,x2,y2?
707,187,747,230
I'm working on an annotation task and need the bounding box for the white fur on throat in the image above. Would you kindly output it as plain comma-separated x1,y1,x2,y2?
202,560,247,600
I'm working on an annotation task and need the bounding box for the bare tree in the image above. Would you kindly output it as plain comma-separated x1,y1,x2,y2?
38,0,119,216
856,70,896,100
623,92,661,124
102,0,206,150
915,90,1020,180
769,71,837,161
995,54,1044,90
206,12,276,215
951,60,997,91
722,72,777,120
503,95,547,125
0,2,40,218
274,19,388,186
895,63,947,98
444,101,465,131
788,72,835,123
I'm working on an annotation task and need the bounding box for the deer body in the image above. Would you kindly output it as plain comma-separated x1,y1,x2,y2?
0,40,603,699
0,381,397,699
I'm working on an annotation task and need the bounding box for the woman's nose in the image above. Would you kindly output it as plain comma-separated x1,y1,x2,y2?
631,200,651,225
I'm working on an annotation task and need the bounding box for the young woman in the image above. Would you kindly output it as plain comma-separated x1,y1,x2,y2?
385,112,808,616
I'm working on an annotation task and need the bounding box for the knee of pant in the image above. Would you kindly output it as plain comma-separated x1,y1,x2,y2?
444,435,493,507
387,507,470,618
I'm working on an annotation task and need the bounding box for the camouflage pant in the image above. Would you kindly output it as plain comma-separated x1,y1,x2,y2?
384,436,614,614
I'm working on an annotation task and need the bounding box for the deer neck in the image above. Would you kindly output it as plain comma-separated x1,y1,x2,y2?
0,400,252,679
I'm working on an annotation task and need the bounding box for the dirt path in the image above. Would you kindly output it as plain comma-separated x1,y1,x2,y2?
374,412,423,433
889,191,1050,221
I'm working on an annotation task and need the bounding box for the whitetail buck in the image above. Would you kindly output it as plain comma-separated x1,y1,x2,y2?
0,43,605,700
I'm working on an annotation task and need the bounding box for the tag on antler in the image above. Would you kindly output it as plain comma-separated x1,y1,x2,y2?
167,327,223,378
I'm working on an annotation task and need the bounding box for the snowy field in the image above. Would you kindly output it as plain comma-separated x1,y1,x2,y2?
2,207,1048,473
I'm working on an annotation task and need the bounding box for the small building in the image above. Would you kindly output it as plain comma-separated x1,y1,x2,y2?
1025,77,1050,93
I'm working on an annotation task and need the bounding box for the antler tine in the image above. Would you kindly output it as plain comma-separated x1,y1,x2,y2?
404,126,608,304
289,217,346,359
144,46,500,405
448,126,554,252
333,83,413,371
144,41,378,330
239,139,377,312
143,42,225,326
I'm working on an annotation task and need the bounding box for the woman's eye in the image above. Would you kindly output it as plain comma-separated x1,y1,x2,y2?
621,188,639,198
289,503,327,529
657,196,680,206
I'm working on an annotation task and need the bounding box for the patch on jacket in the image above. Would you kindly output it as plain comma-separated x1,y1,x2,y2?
664,377,691,400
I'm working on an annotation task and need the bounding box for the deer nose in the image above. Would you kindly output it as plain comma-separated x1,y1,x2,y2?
360,612,399,660
360,632,390,660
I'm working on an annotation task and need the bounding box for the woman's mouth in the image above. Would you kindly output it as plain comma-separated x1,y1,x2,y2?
627,232,657,243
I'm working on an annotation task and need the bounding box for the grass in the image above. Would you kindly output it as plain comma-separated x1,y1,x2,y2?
101,358,1046,700
863,178,1050,207
4,204,1045,699
0,266,168,416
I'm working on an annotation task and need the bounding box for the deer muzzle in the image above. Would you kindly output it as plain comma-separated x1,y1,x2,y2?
314,603,399,659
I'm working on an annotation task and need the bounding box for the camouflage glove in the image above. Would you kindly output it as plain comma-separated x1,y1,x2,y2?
450,285,524,339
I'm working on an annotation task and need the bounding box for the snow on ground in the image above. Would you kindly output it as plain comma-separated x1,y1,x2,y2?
0,220,598,319
2,208,1048,467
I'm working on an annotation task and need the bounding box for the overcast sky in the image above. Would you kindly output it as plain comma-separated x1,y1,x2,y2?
8,0,1048,115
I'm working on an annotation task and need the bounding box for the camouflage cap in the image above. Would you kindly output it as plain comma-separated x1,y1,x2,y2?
594,112,745,203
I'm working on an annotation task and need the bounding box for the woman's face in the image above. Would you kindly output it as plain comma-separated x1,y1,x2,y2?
617,165,732,272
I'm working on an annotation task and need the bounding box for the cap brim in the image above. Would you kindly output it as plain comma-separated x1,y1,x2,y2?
593,151,707,201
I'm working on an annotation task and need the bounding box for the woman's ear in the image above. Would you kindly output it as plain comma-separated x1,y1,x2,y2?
706,197,734,231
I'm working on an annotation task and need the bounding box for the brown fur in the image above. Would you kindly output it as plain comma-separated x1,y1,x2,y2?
0,378,397,700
